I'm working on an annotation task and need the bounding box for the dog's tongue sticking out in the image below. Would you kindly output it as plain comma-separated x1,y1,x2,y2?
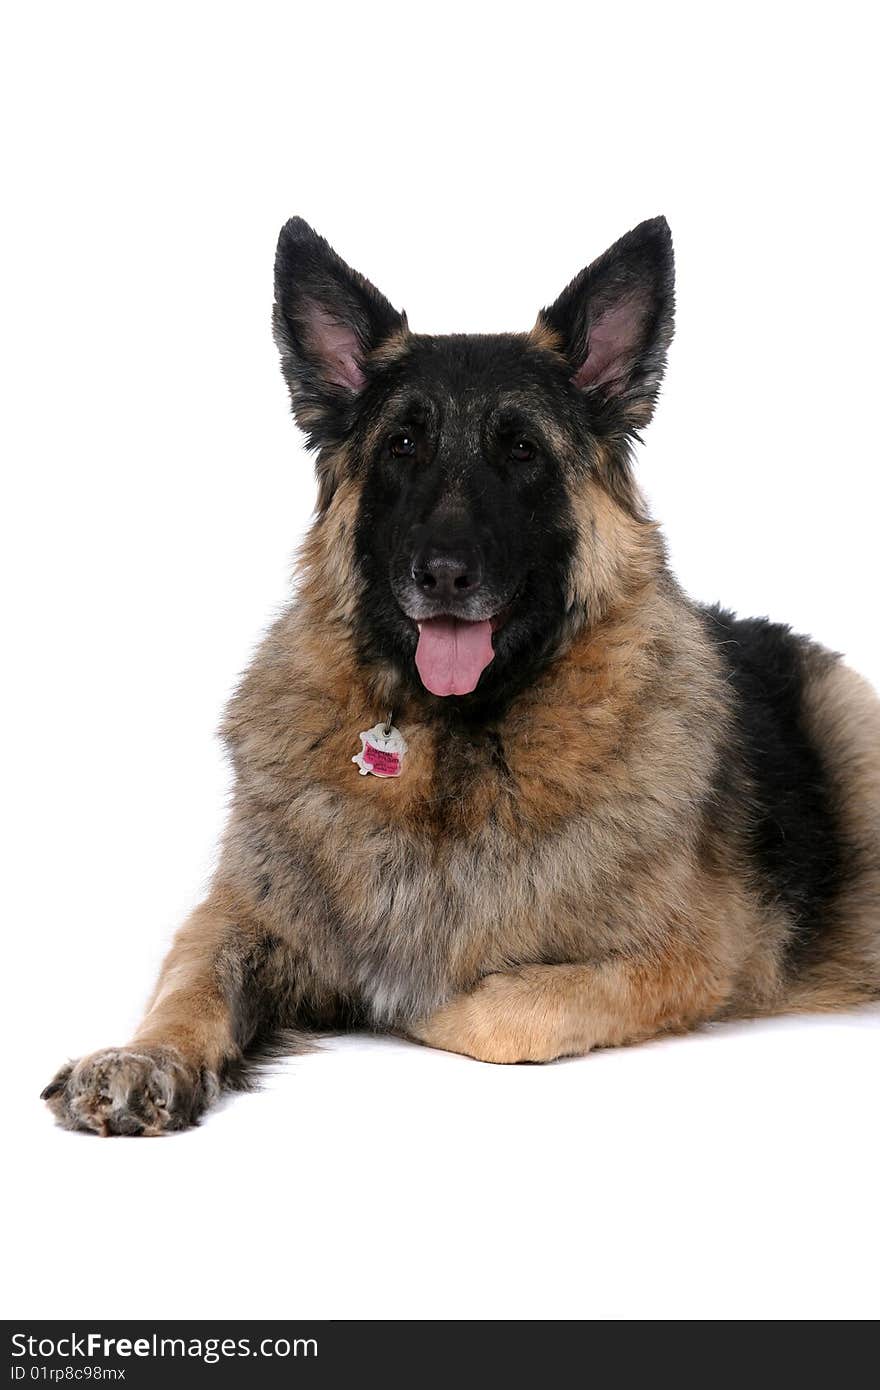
415,618,494,697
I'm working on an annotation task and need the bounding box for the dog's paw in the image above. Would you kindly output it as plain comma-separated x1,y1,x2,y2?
410,970,576,1064
41,1046,218,1136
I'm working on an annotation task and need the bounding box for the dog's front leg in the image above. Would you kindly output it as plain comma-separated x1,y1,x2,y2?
409,945,730,1064
42,885,281,1135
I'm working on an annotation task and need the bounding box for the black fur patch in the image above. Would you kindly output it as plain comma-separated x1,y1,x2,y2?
702,606,845,966
351,335,582,716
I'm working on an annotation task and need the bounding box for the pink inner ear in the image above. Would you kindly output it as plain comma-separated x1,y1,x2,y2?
572,293,646,392
302,301,365,392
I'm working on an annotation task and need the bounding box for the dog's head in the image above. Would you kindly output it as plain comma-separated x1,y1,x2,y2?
273,217,673,709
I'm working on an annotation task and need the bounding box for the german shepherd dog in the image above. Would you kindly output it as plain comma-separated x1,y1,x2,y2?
43,217,880,1135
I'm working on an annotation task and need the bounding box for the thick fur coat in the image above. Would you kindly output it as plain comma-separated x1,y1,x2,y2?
44,218,880,1135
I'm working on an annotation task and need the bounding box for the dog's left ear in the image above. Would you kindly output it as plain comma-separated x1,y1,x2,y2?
273,217,406,446
536,217,674,432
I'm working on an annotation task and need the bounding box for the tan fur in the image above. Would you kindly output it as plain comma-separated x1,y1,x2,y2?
43,216,879,1134
367,323,412,367
566,467,663,621
411,879,762,1063
136,887,250,1070
526,317,565,354
43,451,879,1128
213,506,795,1048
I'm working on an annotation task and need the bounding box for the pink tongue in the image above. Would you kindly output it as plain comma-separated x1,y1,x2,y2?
415,618,495,696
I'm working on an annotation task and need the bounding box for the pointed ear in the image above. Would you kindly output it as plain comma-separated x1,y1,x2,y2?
536,217,674,432
273,218,406,444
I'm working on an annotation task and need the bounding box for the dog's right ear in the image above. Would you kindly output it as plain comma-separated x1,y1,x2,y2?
273,218,406,447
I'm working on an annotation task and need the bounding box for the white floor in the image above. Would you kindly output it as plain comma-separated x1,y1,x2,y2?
10,1009,878,1321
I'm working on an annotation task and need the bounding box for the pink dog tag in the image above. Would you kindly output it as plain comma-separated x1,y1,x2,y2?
352,721,408,778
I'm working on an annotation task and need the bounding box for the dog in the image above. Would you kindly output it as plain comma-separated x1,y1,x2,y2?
43,216,880,1135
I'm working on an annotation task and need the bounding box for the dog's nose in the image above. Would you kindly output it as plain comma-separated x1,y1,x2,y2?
411,542,483,601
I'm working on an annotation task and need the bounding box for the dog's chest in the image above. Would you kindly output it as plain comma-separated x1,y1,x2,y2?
301,728,602,1026
338,821,561,1025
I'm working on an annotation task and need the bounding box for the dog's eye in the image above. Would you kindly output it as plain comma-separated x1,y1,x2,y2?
388,433,416,459
509,439,535,463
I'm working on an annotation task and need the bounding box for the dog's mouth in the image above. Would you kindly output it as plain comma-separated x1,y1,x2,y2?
408,605,513,698
414,617,494,697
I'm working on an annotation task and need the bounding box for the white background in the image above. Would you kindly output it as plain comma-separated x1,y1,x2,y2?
3,1,878,1321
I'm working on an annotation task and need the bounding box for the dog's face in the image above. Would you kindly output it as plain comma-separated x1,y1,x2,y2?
273,218,674,709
